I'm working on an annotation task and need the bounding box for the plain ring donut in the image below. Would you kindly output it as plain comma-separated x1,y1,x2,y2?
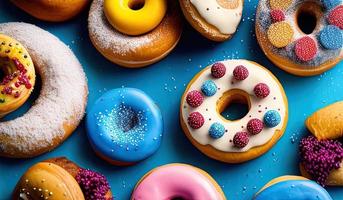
0,22,88,158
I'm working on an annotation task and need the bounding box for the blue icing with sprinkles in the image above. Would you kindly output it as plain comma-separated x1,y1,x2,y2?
319,25,343,50
263,110,281,128
201,80,217,96
254,180,333,200
209,122,225,139
321,0,341,10
86,88,163,163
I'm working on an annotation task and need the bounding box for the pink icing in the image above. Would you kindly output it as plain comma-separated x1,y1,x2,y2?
131,164,223,200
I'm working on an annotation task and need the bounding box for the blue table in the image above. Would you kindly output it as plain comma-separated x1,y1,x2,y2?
0,1,342,199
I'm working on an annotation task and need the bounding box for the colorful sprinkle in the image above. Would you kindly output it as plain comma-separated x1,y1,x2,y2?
233,65,249,81
254,83,270,98
211,62,226,78
188,112,205,129
270,9,285,23
186,90,204,107
233,132,249,148
209,122,225,139
201,80,217,96
269,0,293,10
263,110,281,128
319,25,343,50
76,168,112,200
299,136,343,186
247,118,264,135
328,5,343,30
295,36,318,62
322,0,341,10
267,22,294,48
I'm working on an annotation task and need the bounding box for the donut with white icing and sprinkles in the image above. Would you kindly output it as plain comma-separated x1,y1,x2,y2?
179,0,243,41
256,0,343,76
180,60,288,163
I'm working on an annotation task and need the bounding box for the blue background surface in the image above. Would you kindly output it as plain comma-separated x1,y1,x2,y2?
0,1,342,199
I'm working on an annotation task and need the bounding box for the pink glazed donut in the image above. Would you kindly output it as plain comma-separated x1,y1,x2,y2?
131,164,226,200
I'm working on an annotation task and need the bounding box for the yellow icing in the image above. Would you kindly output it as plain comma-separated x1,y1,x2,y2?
269,0,293,10
104,0,167,36
267,22,294,48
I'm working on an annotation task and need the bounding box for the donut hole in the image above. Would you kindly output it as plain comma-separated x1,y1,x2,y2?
296,2,321,34
128,0,145,10
217,89,251,121
171,197,185,200
116,105,140,132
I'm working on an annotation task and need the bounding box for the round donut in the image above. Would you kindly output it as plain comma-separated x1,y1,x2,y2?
86,88,163,165
255,176,333,200
11,0,89,22
13,157,112,200
0,22,88,158
0,34,35,117
88,0,183,68
299,101,343,186
180,60,288,163
179,0,243,42
131,164,226,200
256,0,343,76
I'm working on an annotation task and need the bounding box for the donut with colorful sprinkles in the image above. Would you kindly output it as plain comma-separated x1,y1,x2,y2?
256,0,343,76
254,176,333,200
180,60,288,163
131,164,226,200
86,88,163,165
13,157,113,200
299,101,343,186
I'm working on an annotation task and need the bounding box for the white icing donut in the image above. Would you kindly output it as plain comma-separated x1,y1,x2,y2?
190,0,243,34
181,60,287,153
0,22,88,158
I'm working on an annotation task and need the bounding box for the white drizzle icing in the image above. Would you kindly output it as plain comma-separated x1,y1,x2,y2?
190,0,243,34
181,60,287,152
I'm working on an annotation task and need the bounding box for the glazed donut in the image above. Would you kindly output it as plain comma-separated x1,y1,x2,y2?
88,0,183,68
11,0,89,22
299,101,343,186
180,60,288,163
86,88,163,165
131,164,226,200
256,0,343,76
13,157,112,200
0,34,35,117
179,0,243,42
0,22,88,158
254,176,333,199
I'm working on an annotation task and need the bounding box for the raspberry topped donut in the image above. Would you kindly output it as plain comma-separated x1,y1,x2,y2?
256,0,343,76
180,60,288,163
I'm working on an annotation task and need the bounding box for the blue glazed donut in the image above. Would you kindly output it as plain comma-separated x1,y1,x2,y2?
86,88,163,165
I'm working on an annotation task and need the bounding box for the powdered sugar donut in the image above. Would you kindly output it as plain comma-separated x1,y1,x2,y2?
180,60,288,163
256,0,343,76
179,0,243,41
0,22,88,158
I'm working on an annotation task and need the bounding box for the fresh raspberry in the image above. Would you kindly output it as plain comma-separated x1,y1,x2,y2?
328,5,343,30
186,90,204,107
187,112,205,129
254,83,270,98
295,36,317,61
247,118,264,135
233,65,249,80
233,132,249,148
270,9,285,23
211,62,226,78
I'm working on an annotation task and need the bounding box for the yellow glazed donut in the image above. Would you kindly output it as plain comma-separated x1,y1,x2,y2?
11,0,90,22
104,0,167,36
299,101,343,186
13,157,113,200
88,0,183,68
256,0,343,76
180,60,288,163
0,34,35,118
0,22,88,158
179,0,243,42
